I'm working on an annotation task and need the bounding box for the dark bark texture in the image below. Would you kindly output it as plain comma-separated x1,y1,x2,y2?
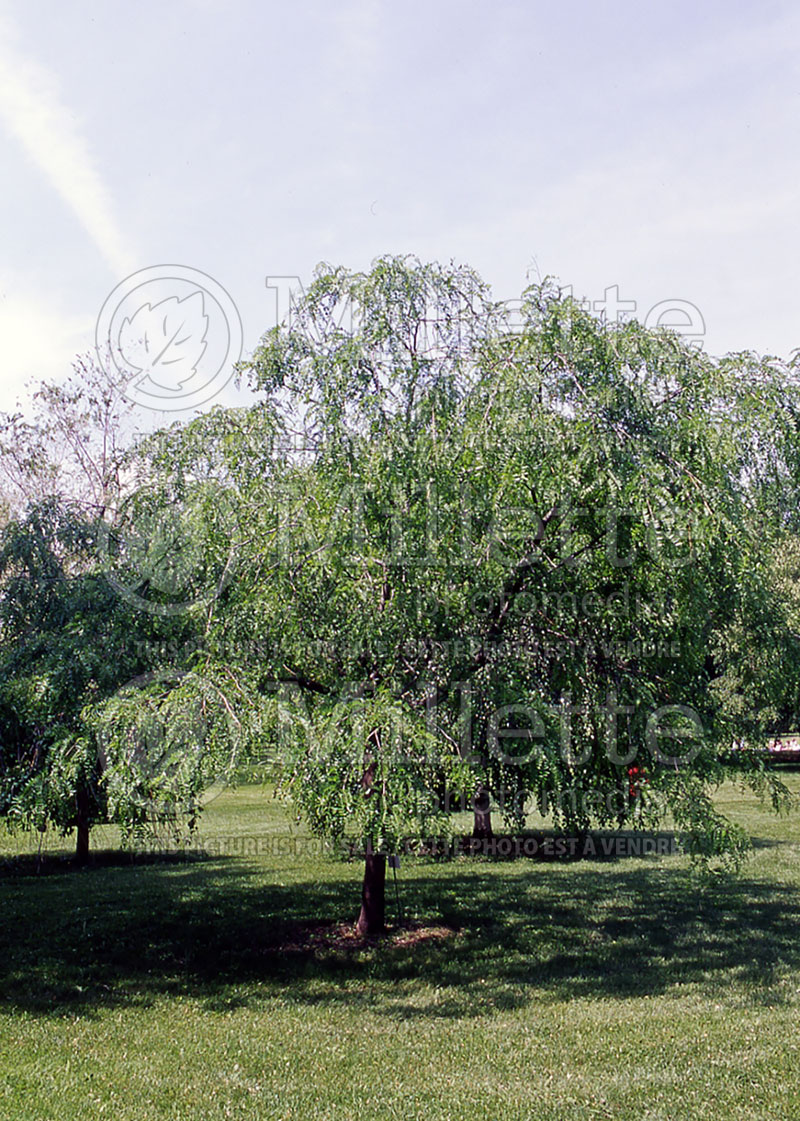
75,785,91,865
356,848,386,935
472,783,494,839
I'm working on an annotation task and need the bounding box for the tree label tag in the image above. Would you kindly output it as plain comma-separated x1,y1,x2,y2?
388,854,400,870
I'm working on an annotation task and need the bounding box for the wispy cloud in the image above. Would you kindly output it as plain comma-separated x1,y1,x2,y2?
0,7,135,278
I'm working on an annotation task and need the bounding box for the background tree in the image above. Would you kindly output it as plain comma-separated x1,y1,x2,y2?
0,482,245,859
0,354,138,519
0,362,240,858
0,499,157,859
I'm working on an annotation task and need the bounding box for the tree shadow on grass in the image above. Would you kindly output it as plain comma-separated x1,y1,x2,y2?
1,845,800,1021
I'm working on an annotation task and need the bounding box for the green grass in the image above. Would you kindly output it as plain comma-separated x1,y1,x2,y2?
2,782,800,1120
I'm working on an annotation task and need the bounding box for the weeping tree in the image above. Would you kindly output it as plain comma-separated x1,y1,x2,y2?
0,358,190,859
90,667,246,844
0,499,165,860
0,469,243,858
212,255,798,932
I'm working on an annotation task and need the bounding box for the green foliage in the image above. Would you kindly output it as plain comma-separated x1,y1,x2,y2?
272,688,474,849
222,256,800,864
91,669,245,842
2,256,800,874
0,497,200,848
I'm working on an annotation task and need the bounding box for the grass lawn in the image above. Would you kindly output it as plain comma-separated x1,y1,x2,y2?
2,779,800,1120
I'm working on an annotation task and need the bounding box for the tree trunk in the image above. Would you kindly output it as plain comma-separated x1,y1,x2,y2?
472,783,494,839
75,785,90,865
356,848,386,935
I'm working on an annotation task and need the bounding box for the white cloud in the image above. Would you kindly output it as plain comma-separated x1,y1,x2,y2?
0,8,136,278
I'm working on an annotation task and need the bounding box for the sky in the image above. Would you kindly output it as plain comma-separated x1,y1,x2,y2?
0,0,798,419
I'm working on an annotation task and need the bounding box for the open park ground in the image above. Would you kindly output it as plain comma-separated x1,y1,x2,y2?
2,779,800,1121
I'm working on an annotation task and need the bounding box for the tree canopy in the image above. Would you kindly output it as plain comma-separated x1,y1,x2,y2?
1,257,799,928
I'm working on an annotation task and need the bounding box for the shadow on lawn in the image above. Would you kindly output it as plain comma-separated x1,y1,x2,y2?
1,847,799,1020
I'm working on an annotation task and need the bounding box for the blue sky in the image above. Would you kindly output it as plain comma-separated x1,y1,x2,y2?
0,0,798,415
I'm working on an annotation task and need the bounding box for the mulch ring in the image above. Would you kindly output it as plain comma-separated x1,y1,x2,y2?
280,920,458,956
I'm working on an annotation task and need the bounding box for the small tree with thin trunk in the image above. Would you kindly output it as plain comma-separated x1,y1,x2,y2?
0,499,139,859
0,493,246,861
